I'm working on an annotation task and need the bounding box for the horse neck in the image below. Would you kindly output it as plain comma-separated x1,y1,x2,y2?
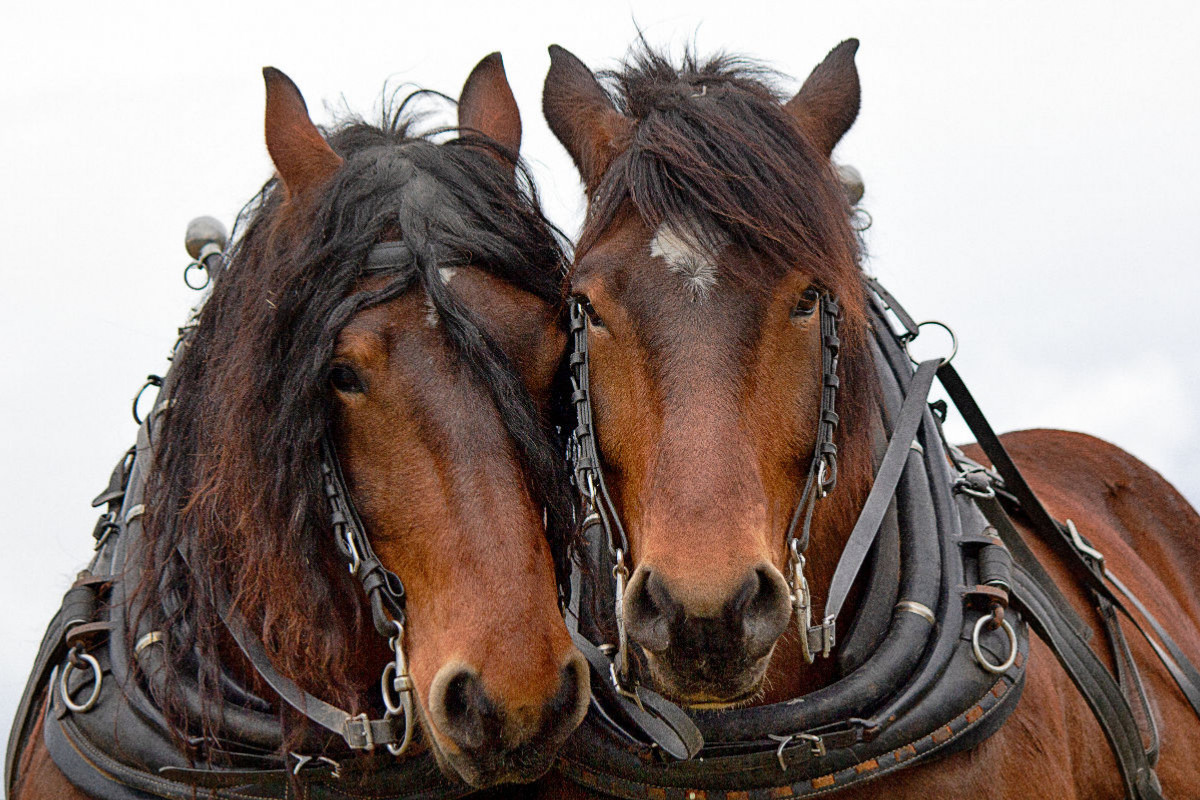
759,342,880,704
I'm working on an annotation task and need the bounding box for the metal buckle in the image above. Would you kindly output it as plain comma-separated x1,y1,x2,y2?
343,713,374,750
768,732,827,771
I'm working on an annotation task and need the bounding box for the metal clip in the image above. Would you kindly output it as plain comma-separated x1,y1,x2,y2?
342,526,361,576
790,545,817,665
381,620,415,756
612,548,632,683
954,469,996,499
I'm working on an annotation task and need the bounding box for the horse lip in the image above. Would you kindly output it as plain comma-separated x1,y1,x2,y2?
642,648,772,708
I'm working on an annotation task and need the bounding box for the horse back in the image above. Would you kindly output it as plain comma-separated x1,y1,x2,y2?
958,427,1200,797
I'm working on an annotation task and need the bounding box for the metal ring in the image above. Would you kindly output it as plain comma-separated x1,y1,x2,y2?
904,320,959,367
60,653,103,713
972,615,1017,675
183,261,210,291
132,376,162,425
895,599,936,625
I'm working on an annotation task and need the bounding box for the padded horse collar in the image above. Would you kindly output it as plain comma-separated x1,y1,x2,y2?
4,242,475,800
560,276,1200,799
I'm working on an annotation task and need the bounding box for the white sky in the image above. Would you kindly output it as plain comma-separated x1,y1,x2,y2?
2,0,1198,755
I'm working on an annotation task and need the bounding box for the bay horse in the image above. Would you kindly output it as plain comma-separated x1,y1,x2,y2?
529,40,1200,798
8,54,588,797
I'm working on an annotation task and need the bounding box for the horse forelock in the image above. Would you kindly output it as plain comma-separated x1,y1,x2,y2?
138,96,572,752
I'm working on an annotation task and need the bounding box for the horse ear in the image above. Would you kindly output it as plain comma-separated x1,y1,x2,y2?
458,52,522,171
543,45,632,195
262,67,343,200
783,39,861,159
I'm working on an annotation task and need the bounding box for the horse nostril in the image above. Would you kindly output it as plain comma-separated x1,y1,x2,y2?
737,565,793,658
541,653,591,739
431,666,500,753
623,568,678,653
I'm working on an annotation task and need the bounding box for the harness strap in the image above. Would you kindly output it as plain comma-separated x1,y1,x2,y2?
570,630,704,761
821,358,938,634
1011,559,1163,798
1099,595,1161,764
938,363,1200,719
214,582,405,751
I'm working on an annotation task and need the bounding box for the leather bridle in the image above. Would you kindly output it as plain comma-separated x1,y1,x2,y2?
567,288,858,695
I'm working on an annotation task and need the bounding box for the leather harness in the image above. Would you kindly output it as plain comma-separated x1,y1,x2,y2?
557,276,1200,800
7,243,1200,799
4,241,478,800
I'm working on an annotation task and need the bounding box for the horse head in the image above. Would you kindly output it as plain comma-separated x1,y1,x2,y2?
543,41,877,706
145,55,587,787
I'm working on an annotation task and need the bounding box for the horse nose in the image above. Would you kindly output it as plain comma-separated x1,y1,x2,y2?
428,653,590,763
624,564,792,658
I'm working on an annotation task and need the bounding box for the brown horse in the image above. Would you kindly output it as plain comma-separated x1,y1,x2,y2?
9,55,588,797
528,40,1200,798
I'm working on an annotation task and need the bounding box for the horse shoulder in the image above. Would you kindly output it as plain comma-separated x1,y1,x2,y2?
10,694,91,800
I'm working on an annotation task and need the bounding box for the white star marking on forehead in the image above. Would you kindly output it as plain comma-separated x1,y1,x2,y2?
649,223,720,300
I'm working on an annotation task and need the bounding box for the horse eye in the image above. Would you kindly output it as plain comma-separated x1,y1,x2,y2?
330,364,365,394
792,288,821,319
576,295,605,329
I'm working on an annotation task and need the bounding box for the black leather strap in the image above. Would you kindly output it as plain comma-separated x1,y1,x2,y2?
939,363,1200,719
1008,561,1163,799
570,630,704,761
823,358,939,626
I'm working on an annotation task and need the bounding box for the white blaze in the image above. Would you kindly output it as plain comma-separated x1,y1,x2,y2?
649,223,719,299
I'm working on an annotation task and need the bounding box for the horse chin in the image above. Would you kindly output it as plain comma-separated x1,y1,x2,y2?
420,706,561,789
642,649,772,709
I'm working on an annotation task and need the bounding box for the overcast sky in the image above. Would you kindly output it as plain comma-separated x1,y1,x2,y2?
3,0,1197,755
